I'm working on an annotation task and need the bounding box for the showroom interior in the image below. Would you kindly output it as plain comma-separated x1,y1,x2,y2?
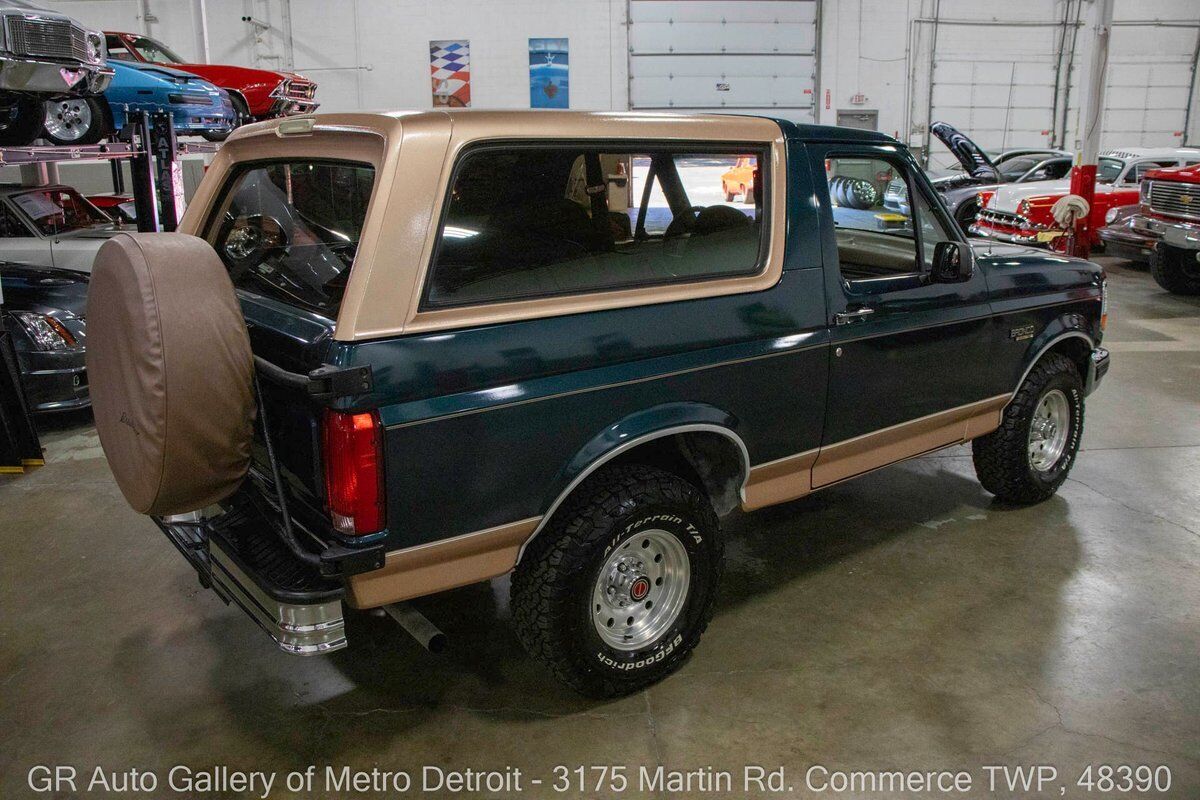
1,0,1198,798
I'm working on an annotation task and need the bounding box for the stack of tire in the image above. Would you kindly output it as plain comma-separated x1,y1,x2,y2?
828,176,879,210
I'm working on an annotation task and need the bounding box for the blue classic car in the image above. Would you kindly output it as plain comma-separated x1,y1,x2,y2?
41,59,236,145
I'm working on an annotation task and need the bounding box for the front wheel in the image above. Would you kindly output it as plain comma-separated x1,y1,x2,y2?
42,97,107,145
1150,244,1200,295
972,352,1084,504
511,464,723,698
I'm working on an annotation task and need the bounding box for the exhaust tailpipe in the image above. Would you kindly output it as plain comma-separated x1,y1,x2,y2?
383,602,447,654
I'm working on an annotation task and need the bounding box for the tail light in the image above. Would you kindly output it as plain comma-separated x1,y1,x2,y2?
321,409,385,536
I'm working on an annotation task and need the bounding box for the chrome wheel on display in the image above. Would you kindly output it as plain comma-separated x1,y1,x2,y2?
1028,388,1070,472
44,99,94,143
592,528,690,651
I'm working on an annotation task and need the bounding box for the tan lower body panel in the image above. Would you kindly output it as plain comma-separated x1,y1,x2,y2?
345,516,540,608
350,395,1010,607
811,394,1009,487
741,394,1010,510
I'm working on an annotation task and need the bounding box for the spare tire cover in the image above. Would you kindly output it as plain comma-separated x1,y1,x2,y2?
87,232,255,516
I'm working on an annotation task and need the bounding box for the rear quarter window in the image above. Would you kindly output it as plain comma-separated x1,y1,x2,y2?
204,160,375,319
422,143,769,309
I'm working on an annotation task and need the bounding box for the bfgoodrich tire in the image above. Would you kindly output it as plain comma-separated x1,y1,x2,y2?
1150,244,1200,295
972,352,1084,504
511,465,723,698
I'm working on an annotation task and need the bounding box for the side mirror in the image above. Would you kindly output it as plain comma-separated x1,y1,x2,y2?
931,241,973,283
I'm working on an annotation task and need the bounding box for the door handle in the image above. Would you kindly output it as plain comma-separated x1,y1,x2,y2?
834,307,875,325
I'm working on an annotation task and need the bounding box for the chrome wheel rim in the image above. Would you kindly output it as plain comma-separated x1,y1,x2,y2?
592,529,690,651
1028,389,1070,472
43,99,93,142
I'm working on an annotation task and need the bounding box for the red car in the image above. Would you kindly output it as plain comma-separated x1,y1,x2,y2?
104,32,318,133
972,147,1199,251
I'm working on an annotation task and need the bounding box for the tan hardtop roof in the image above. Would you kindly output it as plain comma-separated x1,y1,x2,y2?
226,109,790,145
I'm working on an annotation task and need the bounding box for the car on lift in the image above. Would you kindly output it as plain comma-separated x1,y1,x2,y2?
41,59,236,145
883,122,1072,232
86,111,1109,699
972,147,1200,250
0,184,118,272
0,6,113,145
104,30,318,132
0,260,88,412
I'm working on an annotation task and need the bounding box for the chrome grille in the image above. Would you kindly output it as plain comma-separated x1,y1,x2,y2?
1146,180,1200,221
978,208,1025,227
6,16,90,62
285,82,316,100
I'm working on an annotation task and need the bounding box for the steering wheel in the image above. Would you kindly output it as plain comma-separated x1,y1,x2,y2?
220,214,289,279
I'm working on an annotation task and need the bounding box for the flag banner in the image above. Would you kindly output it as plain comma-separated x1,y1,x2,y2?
431,40,470,107
529,37,568,109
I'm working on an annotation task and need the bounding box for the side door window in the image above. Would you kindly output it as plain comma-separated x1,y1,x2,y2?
0,205,29,238
825,154,952,285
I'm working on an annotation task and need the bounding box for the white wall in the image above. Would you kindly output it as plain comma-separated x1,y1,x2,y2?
32,0,1200,151
42,0,629,112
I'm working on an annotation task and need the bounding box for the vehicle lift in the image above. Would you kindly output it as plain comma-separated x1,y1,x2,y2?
0,112,218,473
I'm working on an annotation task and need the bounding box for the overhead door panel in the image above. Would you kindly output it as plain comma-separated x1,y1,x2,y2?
629,0,817,122
1066,21,1199,148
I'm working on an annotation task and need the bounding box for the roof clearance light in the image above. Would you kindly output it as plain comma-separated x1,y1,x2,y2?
276,117,315,137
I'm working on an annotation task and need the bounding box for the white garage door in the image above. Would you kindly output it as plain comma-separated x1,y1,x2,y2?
917,20,1066,173
628,0,817,122
1067,21,1200,149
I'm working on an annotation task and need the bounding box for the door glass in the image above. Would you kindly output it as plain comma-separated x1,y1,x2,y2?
827,155,952,282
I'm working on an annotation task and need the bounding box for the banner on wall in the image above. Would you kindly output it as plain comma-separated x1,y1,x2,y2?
430,40,471,107
529,37,569,109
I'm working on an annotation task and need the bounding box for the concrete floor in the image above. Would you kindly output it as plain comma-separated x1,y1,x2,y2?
1,257,1198,799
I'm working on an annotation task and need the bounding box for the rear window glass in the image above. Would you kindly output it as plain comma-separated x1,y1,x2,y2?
422,144,767,309
206,160,375,318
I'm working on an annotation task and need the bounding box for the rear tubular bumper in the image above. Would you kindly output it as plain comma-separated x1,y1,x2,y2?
154,499,349,655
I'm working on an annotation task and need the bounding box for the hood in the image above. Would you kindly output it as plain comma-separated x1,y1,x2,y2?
110,60,203,82
1144,163,1200,184
930,121,1000,181
169,62,294,86
0,262,89,317
986,179,1076,212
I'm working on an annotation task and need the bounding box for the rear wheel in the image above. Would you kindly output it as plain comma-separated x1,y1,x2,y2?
972,352,1084,504
511,464,723,698
1150,243,1200,295
0,94,45,146
42,97,107,145
723,183,736,203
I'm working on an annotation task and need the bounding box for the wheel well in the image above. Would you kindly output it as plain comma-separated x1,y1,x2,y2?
605,430,747,515
1043,334,1091,383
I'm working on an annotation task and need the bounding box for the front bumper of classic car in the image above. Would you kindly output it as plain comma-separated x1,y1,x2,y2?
970,208,1055,245
16,348,89,413
1099,212,1200,260
0,58,112,95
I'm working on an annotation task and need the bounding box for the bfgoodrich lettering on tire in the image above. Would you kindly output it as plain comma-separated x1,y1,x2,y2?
511,464,723,698
972,352,1084,504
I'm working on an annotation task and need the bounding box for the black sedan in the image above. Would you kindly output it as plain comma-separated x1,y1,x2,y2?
0,262,89,412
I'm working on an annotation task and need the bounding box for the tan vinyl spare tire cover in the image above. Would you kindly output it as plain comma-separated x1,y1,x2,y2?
87,232,255,516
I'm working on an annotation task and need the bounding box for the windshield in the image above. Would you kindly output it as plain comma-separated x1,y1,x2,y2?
10,189,111,235
998,156,1041,180
127,35,184,64
1097,157,1124,183
207,161,376,318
